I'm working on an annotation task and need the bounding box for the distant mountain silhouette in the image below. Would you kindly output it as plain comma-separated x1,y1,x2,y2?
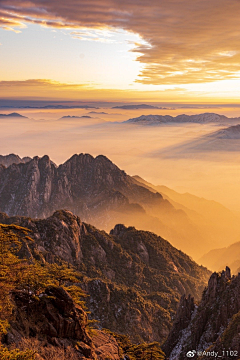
113,104,161,109
199,241,240,274
132,175,240,257
88,111,108,114
59,115,92,119
124,112,240,125
0,112,27,118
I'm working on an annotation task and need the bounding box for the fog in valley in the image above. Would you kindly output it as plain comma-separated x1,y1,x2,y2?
1,104,240,267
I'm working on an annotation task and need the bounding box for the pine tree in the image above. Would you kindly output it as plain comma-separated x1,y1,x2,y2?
0,224,33,335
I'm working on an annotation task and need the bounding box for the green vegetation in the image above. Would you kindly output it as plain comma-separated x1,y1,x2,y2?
0,224,32,335
221,310,240,348
0,345,35,360
104,330,165,359
0,223,87,357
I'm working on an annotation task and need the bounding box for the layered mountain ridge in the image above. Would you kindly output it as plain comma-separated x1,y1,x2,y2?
199,241,240,274
0,153,204,258
0,209,210,343
0,153,239,259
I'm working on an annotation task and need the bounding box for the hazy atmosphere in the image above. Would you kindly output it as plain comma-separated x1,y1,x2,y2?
1,1,240,358
1,105,240,211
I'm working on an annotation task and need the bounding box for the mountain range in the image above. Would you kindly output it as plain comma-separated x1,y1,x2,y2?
124,113,240,125
112,104,163,109
0,209,210,343
0,153,239,259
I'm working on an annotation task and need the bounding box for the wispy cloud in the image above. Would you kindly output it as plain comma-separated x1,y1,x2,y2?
0,79,92,88
1,0,240,84
70,29,118,43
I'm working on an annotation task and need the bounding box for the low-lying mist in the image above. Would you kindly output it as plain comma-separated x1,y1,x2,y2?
1,105,240,261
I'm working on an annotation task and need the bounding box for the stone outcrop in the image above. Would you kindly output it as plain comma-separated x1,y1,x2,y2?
163,267,240,360
5,286,120,360
0,210,210,343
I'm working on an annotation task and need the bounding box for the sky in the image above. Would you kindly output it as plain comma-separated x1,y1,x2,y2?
1,0,240,102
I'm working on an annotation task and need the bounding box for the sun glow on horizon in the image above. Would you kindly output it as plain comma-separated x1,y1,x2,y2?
0,0,240,102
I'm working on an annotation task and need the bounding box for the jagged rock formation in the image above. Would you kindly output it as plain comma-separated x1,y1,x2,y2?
0,210,210,343
5,285,121,360
0,153,168,220
0,154,31,167
163,267,240,359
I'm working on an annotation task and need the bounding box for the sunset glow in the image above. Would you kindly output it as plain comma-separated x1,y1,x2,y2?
1,0,240,102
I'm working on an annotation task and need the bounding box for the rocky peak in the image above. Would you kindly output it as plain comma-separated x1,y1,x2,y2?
0,154,31,167
163,267,240,359
0,153,169,225
110,224,128,236
204,266,231,301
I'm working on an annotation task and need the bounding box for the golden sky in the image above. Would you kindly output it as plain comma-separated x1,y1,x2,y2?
1,0,240,102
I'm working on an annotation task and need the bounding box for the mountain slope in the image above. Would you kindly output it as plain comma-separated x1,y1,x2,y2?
0,210,210,343
163,267,240,360
155,123,240,156
199,241,240,274
132,175,240,255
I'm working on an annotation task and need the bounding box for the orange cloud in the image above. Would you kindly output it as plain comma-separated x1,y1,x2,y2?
1,0,240,85
0,79,193,102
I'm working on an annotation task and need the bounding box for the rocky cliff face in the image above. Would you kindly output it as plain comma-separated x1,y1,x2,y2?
0,210,210,343
5,285,121,360
163,267,240,360
0,153,164,219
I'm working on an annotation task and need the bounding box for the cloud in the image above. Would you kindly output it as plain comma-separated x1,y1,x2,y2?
0,78,193,101
70,29,117,43
0,79,91,88
1,0,240,84
0,79,94,98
